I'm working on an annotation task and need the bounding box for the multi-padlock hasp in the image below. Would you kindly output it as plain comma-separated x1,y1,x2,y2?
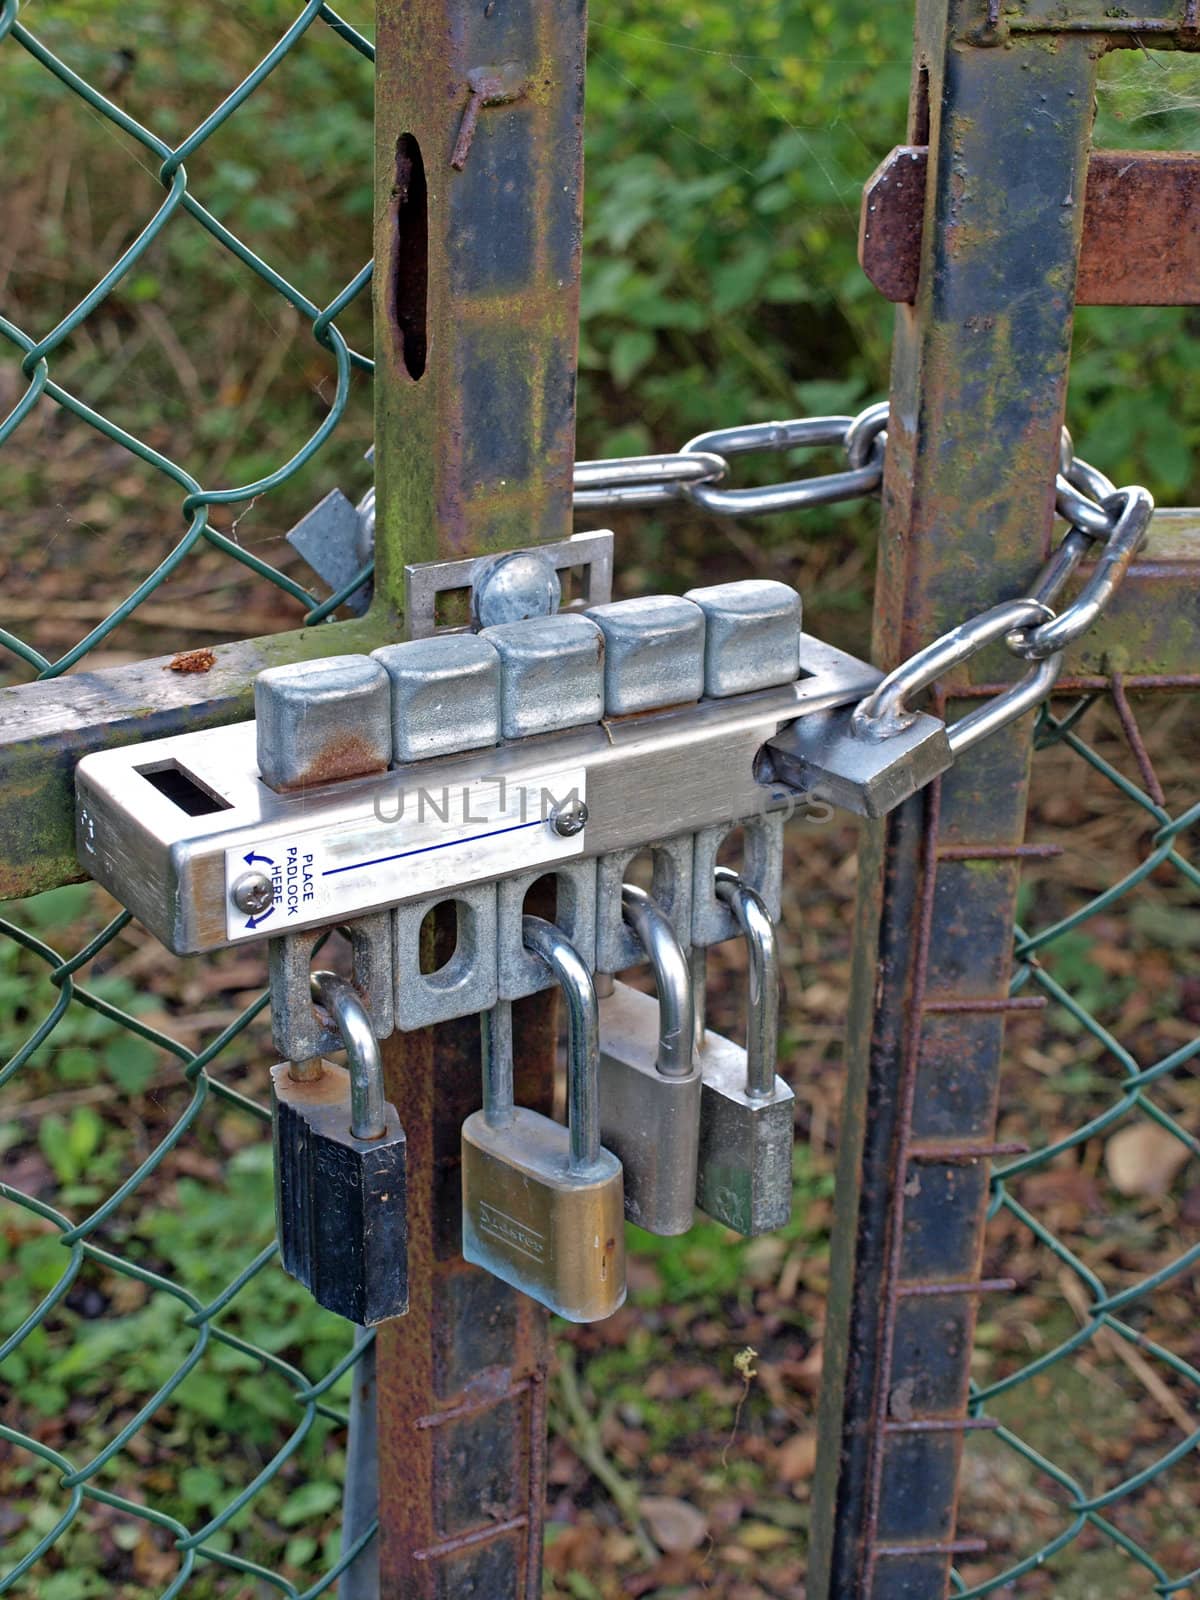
74,632,880,955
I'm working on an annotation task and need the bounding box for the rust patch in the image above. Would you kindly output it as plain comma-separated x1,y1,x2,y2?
165,647,216,674
279,733,389,790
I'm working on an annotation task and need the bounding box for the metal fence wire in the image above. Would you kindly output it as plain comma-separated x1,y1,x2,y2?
953,691,1200,1597
2,4,380,1596
0,0,377,686
1,4,1198,1600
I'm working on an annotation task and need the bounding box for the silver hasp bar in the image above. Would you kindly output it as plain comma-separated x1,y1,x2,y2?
75,635,880,955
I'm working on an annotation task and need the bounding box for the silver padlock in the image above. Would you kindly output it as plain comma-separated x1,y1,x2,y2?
694,870,794,1236
598,884,702,1236
460,919,626,1323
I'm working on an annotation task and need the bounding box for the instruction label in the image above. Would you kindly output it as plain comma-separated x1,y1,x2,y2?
224,767,586,942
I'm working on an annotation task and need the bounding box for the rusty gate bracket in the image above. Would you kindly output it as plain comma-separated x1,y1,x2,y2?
860,146,1200,307
372,2,587,1596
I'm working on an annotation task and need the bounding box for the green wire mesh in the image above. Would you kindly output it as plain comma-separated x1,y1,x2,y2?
952,684,1200,1598
1,4,379,1592
0,0,377,683
0,898,373,1595
3,3,1198,1597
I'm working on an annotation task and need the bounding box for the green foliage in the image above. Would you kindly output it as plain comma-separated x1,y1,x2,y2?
0,891,160,1103
4,5,1200,1594
581,0,912,443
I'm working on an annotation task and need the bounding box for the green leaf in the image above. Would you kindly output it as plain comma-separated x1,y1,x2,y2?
179,1465,226,1510
711,243,772,314
278,1479,341,1527
285,1534,320,1569
103,1033,159,1093
609,329,656,389
175,1369,230,1423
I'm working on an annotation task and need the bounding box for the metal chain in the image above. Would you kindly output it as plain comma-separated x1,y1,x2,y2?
573,402,1155,756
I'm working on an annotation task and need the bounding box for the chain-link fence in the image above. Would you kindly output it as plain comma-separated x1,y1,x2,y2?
2,4,378,1594
0,0,376,688
3,3,1198,1598
1,898,372,1595
957,686,1200,1597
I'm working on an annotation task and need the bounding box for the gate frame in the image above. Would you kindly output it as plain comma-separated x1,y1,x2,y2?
3,2,1200,1597
808,4,1200,1598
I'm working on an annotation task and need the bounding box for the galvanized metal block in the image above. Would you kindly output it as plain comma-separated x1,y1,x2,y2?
595,832,694,974
372,633,501,763
683,579,802,698
496,858,597,999
481,612,604,737
393,884,498,1030
586,594,706,715
269,913,394,1062
691,814,785,948
255,655,391,792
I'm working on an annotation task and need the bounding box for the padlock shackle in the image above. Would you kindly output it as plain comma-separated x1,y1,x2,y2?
310,971,387,1140
522,916,601,1173
481,1000,516,1131
713,871,779,1101
620,884,695,1079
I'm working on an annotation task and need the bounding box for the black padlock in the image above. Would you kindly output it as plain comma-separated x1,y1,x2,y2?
271,970,408,1325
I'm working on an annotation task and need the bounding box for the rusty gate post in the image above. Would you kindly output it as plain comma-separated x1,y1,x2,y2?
809,4,1106,1597
371,3,586,1595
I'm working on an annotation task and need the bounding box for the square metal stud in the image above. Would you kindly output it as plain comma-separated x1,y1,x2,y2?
255,655,391,792
481,613,605,738
372,633,501,762
683,579,802,698
587,594,706,715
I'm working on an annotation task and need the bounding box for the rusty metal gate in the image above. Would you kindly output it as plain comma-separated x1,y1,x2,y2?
1,1,1198,1597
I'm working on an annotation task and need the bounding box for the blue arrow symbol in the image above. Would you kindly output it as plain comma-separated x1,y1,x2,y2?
245,907,275,930
244,850,275,867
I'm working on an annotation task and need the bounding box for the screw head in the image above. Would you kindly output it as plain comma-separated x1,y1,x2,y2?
231,870,274,915
549,797,589,838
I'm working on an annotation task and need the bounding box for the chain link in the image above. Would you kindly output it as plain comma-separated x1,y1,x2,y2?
572,403,887,514
853,598,1065,757
573,401,1154,756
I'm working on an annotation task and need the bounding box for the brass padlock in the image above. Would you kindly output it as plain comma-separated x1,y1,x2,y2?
598,884,702,1235
694,870,794,1236
461,916,626,1323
